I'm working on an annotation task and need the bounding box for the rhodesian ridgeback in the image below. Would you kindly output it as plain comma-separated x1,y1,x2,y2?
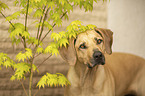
59,28,145,96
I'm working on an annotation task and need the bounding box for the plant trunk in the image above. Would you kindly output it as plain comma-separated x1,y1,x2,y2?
29,67,33,96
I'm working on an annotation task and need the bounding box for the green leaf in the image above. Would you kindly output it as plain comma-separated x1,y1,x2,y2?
52,13,60,21
12,11,21,18
79,25,88,32
55,21,97,53
27,37,36,44
35,22,42,28
64,14,69,20
6,11,21,21
28,8,33,15
6,16,13,21
19,0,27,7
33,9,43,18
44,45,52,54
8,23,15,33
59,31,66,38
66,20,82,33
64,3,73,13
14,23,25,30
44,21,53,30
55,18,62,27
70,20,82,26
32,64,39,72
21,31,30,39
9,23,25,34
34,0,41,3
25,48,33,59
59,0,65,6
0,53,15,68
34,39,40,46
12,63,30,80
3,60,11,68
69,32,76,39
14,63,30,73
37,73,70,89
36,47,44,54
51,32,61,41
16,51,27,62
16,39,21,45
66,25,73,32
86,24,97,29
48,1,55,9
11,38,17,45
10,75,16,81
57,73,70,87
46,73,58,87
44,42,58,54
49,10,54,17
58,38,69,48
51,48,59,56
0,1,9,11
14,0,19,6
37,75,47,89
16,48,32,62
10,28,23,38
27,37,42,46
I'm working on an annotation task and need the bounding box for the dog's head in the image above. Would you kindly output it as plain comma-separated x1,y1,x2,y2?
59,28,113,68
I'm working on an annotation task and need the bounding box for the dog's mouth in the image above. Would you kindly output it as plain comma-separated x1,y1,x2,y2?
87,51,105,68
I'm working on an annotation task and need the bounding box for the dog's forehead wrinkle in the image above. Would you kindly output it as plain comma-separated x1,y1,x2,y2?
75,30,103,49
76,35,89,45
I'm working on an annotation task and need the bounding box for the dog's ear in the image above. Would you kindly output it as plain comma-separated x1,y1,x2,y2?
59,38,77,65
94,28,113,55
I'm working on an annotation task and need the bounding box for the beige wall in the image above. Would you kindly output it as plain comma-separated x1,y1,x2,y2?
108,0,145,58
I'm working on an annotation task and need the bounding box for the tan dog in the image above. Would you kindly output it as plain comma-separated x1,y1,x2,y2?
59,28,145,96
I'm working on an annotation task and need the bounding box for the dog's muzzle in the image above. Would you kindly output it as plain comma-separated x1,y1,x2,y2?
87,51,105,68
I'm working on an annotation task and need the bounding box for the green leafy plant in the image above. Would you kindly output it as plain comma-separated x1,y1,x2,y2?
0,0,103,96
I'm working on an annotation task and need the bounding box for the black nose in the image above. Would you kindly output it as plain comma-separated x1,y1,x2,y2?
93,51,103,59
88,51,105,68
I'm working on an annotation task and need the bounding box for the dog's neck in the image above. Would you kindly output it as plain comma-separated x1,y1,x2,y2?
74,60,99,87
67,60,115,95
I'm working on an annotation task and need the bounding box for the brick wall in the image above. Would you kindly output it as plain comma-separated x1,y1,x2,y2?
0,0,107,96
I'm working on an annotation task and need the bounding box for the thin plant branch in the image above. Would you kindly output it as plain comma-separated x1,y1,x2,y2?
37,6,46,39
38,7,50,41
10,67,28,96
20,80,28,96
0,11,15,28
37,54,52,69
33,89,40,96
41,11,68,42
33,8,50,54
25,0,29,31
24,0,33,96
34,53,41,58
23,0,30,49
0,12,28,49
29,65,33,96
32,11,68,58
39,3,74,42
29,56,35,96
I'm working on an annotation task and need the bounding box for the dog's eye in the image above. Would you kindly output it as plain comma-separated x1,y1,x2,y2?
97,39,103,44
79,44,87,49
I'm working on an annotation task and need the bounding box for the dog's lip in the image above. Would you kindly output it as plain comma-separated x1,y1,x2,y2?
94,59,105,65
87,63,94,68
87,58,105,68
87,62,98,68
